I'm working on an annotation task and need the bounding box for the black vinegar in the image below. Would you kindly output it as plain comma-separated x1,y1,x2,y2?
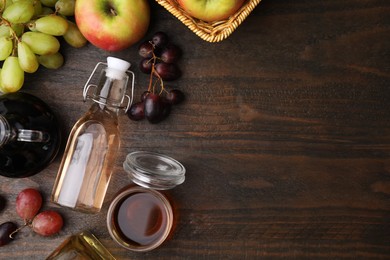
0,92,62,178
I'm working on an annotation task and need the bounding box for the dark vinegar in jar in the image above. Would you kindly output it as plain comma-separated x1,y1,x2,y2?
114,192,168,246
0,92,62,178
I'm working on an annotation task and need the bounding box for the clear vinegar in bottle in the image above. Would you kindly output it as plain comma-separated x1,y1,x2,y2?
51,57,134,213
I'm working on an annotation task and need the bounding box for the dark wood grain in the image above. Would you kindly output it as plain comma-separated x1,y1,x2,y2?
1,0,389,259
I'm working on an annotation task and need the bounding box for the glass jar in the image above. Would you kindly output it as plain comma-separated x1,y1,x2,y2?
107,151,185,252
0,92,62,178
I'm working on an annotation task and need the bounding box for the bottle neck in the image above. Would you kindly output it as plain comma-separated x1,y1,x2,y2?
94,70,128,113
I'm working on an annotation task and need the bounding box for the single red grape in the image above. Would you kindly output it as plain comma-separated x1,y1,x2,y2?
161,98,172,119
32,211,63,236
166,89,185,105
16,188,42,221
144,93,165,123
138,41,154,58
0,195,5,212
152,31,169,49
127,101,145,121
0,222,17,247
154,62,181,81
161,43,181,64
139,58,153,74
141,91,150,101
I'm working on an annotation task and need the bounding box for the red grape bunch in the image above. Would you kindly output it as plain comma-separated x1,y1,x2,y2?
127,31,185,124
0,188,63,247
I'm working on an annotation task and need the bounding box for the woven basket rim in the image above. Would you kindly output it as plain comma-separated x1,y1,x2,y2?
156,0,262,42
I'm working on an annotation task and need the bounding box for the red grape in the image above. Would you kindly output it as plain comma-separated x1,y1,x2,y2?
0,222,17,247
16,188,42,221
161,43,181,64
138,41,154,58
154,62,181,81
161,98,172,119
144,93,165,123
152,31,168,49
166,89,185,105
141,91,150,101
139,58,153,74
127,101,145,121
32,210,63,236
0,196,5,212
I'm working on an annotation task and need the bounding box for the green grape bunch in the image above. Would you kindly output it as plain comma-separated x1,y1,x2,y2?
0,0,86,93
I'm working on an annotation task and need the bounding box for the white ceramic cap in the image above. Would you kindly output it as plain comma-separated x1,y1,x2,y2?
106,57,131,80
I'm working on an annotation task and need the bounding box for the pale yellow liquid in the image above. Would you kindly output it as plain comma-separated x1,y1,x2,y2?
51,104,120,213
46,231,116,259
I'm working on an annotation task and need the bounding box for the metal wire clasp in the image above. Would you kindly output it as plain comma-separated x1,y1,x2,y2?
82,61,135,112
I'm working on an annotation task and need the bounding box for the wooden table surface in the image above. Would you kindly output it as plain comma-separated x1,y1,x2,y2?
1,0,389,259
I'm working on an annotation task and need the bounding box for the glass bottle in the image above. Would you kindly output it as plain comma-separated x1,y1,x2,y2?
46,230,116,260
51,57,134,213
0,92,61,178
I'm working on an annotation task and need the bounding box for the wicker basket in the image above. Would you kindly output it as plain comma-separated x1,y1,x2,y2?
155,0,262,42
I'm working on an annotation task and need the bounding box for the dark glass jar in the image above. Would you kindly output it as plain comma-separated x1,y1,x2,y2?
0,92,62,178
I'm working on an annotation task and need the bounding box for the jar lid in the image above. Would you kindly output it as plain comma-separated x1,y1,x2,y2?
123,151,185,190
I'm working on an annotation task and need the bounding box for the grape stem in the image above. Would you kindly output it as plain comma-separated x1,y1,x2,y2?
8,220,30,239
0,17,20,56
147,41,165,95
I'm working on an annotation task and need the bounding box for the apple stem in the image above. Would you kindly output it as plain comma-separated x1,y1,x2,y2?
110,7,117,16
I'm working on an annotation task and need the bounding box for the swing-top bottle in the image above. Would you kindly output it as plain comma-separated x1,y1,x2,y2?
51,57,134,213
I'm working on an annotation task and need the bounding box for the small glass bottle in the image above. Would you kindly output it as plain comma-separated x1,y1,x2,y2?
107,151,185,252
51,57,134,213
46,230,116,260
0,92,61,178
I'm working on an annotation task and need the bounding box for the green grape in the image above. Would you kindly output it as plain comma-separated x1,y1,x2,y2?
18,42,39,73
0,25,10,38
1,56,24,93
2,1,35,23
12,0,43,17
63,21,87,48
55,0,75,16
40,0,56,8
33,0,43,17
29,15,69,36
0,68,7,94
0,37,13,61
0,0,13,11
21,31,60,55
38,52,63,69
41,6,53,15
11,23,24,37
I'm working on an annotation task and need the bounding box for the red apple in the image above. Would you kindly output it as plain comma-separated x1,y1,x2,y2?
177,0,245,22
75,0,150,51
